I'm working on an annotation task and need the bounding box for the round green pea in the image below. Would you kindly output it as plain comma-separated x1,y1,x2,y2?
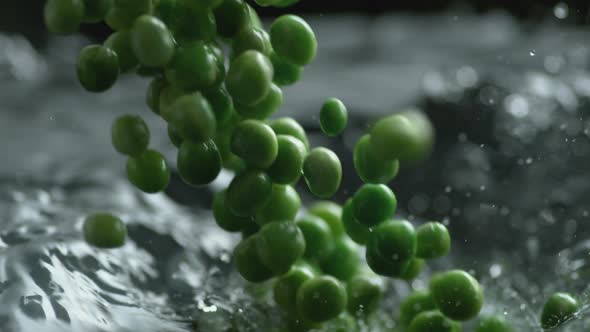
213,0,250,38
256,221,306,274
234,235,274,283
367,220,416,263
399,291,437,326
126,149,170,193
341,198,370,245
267,135,306,185
297,214,333,260
233,26,272,56
173,2,216,42
44,0,84,34
320,236,359,281
274,263,315,316
104,31,139,72
270,51,303,86
400,258,425,281
236,84,283,120
370,112,434,162
303,147,342,199
476,315,513,332
105,0,152,31
416,222,451,259
83,213,127,249
203,86,234,128
177,140,222,187
227,169,273,217
230,119,278,169
146,77,166,115
255,185,301,226
320,98,348,137
269,117,309,151
159,84,185,120
409,310,461,332
270,15,317,66
111,114,150,157
347,274,382,317
353,134,399,184
540,292,579,329
365,244,410,278
352,184,397,227
169,94,217,142
76,45,119,93
430,270,484,321
226,50,274,106
167,124,183,147
308,201,344,237
297,276,347,323
82,0,112,22
213,190,254,232
131,15,175,67
165,41,219,92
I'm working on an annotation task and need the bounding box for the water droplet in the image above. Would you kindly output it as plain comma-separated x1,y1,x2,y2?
489,264,502,278
554,3,569,19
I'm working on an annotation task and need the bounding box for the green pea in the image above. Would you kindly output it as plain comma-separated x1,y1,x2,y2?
303,147,342,199
347,274,382,317
341,198,370,245
320,98,348,137
44,0,85,34
233,26,271,56
234,235,274,283
111,114,150,157
165,41,219,92
83,213,127,249
365,244,410,278
203,86,234,128
296,276,347,323
169,93,216,142
353,134,399,184
227,169,273,217
416,222,451,259
173,1,216,42
321,236,359,281
235,84,283,120
370,111,434,162
76,45,119,93
146,77,166,115
126,149,170,193
270,15,317,66
159,84,185,120
274,263,315,315
131,15,175,67
230,119,278,169
226,50,273,106
352,184,397,227
256,221,306,274
476,315,513,332
104,31,139,72
409,310,461,332
308,201,344,237
213,190,254,232
297,214,333,260
399,291,437,326
256,185,300,225
213,0,250,38
430,270,484,321
177,140,222,187
400,258,424,281
540,292,579,329
270,51,303,86
267,135,306,185
82,0,112,23
105,0,152,31
269,117,309,151
366,220,416,264
164,125,182,148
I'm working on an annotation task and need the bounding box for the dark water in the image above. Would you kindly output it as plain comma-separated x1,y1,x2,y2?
1,11,590,331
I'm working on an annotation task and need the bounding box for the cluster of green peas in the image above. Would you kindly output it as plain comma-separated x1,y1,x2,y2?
44,0,581,330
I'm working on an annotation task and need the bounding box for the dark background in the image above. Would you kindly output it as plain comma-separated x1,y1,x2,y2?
1,0,590,47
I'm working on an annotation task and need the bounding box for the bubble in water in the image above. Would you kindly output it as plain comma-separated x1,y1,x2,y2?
554,3,569,19
530,50,536,57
